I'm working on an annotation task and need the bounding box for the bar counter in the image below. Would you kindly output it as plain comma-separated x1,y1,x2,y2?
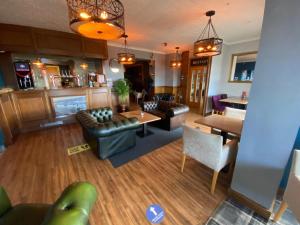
0,87,119,145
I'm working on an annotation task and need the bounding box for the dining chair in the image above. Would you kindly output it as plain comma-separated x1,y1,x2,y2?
134,91,143,104
224,107,246,120
212,95,227,114
181,125,238,194
274,149,300,223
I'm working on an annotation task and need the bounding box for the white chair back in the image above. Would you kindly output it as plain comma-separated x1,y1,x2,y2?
224,107,246,120
183,125,223,171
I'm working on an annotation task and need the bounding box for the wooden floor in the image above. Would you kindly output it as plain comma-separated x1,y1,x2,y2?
0,113,229,225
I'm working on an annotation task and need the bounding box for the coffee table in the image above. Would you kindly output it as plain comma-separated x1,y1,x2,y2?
120,110,161,137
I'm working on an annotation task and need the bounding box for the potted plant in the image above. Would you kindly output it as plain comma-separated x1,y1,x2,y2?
114,79,130,112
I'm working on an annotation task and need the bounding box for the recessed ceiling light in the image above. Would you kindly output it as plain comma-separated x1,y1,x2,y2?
0,50,5,53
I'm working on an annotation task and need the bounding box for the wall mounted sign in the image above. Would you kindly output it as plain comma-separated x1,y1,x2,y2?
190,57,209,67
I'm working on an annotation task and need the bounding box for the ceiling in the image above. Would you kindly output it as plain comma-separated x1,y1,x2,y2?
0,0,265,53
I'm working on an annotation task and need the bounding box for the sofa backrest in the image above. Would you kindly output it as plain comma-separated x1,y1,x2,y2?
158,100,178,112
153,93,175,102
86,108,113,123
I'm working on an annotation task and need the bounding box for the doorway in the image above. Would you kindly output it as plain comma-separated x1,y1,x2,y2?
186,58,211,115
124,60,154,103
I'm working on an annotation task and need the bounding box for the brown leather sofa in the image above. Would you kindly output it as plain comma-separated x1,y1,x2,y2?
76,107,139,159
142,100,189,131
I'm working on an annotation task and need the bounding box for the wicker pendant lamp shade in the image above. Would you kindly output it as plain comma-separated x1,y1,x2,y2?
117,35,136,65
66,0,125,40
170,47,182,68
194,10,223,57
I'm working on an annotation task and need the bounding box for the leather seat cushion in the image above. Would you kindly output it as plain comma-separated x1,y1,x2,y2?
0,204,50,225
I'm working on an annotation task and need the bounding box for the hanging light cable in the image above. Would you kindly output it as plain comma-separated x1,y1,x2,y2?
193,10,223,57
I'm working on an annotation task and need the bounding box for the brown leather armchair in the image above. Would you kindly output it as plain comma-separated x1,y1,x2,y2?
142,100,189,131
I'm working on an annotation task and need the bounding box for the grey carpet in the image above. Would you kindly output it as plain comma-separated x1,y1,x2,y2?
205,199,299,225
108,126,183,168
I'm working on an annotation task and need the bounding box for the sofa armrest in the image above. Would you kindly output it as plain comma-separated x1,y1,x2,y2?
42,182,97,225
0,187,12,217
168,104,189,117
142,101,158,112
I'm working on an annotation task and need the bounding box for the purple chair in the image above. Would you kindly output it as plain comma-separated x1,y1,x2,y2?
212,94,227,114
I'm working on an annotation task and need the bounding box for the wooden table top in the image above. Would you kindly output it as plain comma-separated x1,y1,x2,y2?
219,97,248,105
194,114,243,136
120,110,161,124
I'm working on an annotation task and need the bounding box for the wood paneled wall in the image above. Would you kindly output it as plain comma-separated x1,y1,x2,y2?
0,23,108,59
0,87,118,141
154,86,180,101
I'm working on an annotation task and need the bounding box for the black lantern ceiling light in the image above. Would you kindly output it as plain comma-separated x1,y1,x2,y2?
170,47,182,68
118,34,136,65
194,10,223,57
66,0,125,40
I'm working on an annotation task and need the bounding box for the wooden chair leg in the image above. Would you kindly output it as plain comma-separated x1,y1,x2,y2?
211,171,219,194
228,162,235,181
181,154,186,173
273,201,288,222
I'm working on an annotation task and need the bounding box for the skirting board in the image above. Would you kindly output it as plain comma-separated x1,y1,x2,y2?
228,188,272,219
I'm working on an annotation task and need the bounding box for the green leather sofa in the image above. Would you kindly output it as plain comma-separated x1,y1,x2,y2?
0,182,97,225
76,107,139,159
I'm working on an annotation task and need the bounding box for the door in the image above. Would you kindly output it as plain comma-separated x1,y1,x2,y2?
187,66,209,115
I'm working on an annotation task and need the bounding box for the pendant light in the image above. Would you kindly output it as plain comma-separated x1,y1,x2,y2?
80,63,88,70
194,10,223,57
32,58,44,67
66,0,125,40
170,47,182,68
117,34,136,65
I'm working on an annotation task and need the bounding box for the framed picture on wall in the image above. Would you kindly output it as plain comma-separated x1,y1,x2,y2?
228,51,258,83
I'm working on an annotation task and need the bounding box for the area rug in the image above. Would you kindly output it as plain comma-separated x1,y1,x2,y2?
109,126,183,168
67,143,91,156
205,198,299,225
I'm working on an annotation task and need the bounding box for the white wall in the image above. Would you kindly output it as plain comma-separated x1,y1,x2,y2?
208,40,260,97
165,53,181,87
103,45,167,86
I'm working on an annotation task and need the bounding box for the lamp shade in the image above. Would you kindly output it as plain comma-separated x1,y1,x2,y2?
66,0,125,40
117,35,136,65
193,10,223,57
194,38,223,57
169,47,182,68
117,53,136,65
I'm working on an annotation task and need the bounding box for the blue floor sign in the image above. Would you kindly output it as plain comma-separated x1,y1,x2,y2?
146,204,165,224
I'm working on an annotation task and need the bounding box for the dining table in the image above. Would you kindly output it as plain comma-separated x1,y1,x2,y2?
194,114,244,144
219,97,248,109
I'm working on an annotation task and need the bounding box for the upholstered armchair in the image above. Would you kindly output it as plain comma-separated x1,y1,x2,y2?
181,125,238,194
76,107,139,159
142,100,189,131
274,149,300,222
0,182,97,225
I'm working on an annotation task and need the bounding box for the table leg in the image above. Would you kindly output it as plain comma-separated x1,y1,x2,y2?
221,131,228,145
136,123,154,138
143,123,147,136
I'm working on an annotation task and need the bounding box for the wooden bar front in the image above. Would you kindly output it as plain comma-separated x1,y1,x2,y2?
0,87,120,144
